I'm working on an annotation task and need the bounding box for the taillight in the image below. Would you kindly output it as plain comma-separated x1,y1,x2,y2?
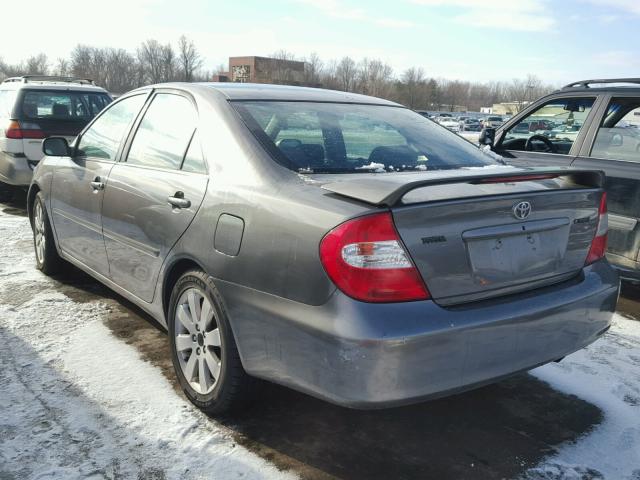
585,192,608,265
319,212,430,302
5,120,45,139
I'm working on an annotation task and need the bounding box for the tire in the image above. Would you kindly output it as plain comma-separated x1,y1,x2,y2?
168,270,255,415
0,182,14,203
32,192,63,275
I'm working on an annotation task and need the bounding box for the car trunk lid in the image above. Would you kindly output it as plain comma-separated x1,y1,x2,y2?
322,167,604,305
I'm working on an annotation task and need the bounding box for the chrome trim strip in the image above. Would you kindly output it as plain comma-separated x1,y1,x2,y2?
52,208,102,235
102,228,160,258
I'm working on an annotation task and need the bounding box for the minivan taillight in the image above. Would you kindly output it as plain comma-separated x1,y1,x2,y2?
319,212,430,302
5,120,45,139
585,192,608,265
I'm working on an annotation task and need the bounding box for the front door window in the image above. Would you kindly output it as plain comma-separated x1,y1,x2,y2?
500,97,595,155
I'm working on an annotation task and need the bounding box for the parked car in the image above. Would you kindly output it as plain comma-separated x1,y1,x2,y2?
480,77,640,282
462,118,482,131
0,75,112,201
29,83,618,414
437,116,461,132
482,115,504,128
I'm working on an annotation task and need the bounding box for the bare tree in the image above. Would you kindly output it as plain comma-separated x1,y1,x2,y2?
267,50,298,84
137,39,165,84
105,48,138,93
399,67,426,109
508,74,548,113
359,59,393,98
303,52,323,86
24,54,49,75
336,56,357,91
178,35,203,82
160,43,177,82
54,58,69,76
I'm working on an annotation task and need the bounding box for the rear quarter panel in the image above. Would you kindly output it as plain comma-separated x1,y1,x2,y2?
163,89,369,307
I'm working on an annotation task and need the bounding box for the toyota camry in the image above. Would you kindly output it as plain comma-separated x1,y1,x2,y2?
28,83,619,414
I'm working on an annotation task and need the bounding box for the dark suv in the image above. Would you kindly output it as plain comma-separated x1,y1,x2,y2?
481,78,640,282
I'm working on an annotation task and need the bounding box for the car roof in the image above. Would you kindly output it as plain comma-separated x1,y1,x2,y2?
558,86,640,94
557,78,640,94
138,82,403,106
0,82,109,94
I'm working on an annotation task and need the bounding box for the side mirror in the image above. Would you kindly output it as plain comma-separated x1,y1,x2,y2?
478,127,496,147
43,137,70,157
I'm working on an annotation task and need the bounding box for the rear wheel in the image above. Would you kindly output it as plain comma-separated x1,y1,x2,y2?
32,192,63,275
168,270,255,415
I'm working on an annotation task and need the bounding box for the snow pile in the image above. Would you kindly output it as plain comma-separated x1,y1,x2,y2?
525,313,640,480
0,208,294,480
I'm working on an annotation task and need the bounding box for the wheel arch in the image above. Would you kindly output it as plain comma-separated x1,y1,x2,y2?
27,183,41,229
162,256,209,321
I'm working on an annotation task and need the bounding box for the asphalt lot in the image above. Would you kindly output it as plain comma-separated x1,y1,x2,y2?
1,190,639,480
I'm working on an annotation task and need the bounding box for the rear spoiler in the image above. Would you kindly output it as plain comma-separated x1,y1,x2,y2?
321,167,604,207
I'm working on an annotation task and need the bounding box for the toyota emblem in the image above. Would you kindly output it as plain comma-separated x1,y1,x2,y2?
513,201,532,220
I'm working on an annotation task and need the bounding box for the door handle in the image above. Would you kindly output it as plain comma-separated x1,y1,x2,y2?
167,191,191,209
90,177,104,191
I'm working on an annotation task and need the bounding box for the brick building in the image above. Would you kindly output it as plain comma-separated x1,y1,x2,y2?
212,56,306,85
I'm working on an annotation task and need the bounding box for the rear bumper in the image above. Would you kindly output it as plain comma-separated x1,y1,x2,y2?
0,151,34,186
218,259,619,408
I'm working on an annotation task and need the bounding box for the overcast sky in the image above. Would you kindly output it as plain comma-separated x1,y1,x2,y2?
3,0,639,84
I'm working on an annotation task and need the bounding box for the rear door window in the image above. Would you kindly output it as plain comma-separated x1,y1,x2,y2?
591,97,640,163
126,93,197,170
181,131,207,174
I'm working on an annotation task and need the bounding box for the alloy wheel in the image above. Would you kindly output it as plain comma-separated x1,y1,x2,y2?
174,288,222,395
34,201,46,265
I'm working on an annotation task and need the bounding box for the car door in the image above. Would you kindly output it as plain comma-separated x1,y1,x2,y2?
49,93,148,275
100,90,208,302
572,93,640,278
494,94,603,168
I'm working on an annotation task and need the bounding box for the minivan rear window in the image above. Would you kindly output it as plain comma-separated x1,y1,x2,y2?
21,91,112,121
233,101,494,173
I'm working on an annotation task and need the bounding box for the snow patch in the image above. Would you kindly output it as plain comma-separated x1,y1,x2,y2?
356,162,386,173
0,206,294,480
526,314,640,479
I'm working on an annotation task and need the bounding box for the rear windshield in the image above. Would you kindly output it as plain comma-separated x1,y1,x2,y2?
21,90,112,121
233,101,494,173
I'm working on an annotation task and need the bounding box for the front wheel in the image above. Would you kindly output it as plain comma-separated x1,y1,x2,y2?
32,192,63,275
168,270,255,415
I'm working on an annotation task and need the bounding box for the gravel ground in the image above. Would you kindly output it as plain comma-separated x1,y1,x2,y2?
1,193,639,480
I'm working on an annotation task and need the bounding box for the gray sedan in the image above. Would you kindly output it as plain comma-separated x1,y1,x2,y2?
28,83,619,414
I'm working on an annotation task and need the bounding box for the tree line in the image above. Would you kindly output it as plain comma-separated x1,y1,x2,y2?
0,37,555,113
